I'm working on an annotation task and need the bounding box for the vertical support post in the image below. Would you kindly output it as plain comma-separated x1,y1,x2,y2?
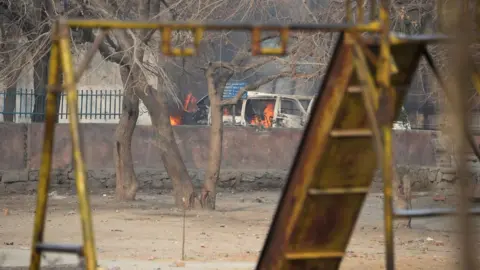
453,54,477,270
346,0,352,22
382,125,395,270
477,0,480,37
29,22,61,270
437,0,443,32
57,20,98,270
356,0,364,23
454,76,477,270
370,0,377,21
377,0,391,86
377,1,394,270
352,39,395,270
424,46,479,270
449,2,478,269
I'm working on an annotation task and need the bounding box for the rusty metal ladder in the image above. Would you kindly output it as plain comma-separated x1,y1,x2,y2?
255,30,480,269
254,31,420,269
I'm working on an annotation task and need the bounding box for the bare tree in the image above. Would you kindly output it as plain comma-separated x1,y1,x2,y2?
0,1,56,122
73,0,198,206
0,0,197,207
2,0,63,122
95,0,338,209
0,19,24,122
0,0,360,210
201,60,294,209
191,0,336,209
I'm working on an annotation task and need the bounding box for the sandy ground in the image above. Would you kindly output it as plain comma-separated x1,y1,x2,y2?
1,190,480,269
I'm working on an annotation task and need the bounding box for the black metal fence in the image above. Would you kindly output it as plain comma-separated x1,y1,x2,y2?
0,89,123,122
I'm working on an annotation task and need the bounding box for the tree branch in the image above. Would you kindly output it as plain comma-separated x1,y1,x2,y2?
206,56,274,75
240,57,276,73
81,28,130,65
138,0,150,39
0,1,36,33
207,61,235,72
220,71,292,106
75,29,108,80
105,34,120,51
160,0,178,20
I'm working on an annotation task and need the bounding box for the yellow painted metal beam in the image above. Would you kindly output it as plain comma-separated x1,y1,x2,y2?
29,24,61,270
378,2,395,269
285,251,344,260
308,187,369,195
64,18,382,32
57,21,99,270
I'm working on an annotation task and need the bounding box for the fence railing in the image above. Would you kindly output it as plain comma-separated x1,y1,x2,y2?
0,89,123,123
406,113,480,132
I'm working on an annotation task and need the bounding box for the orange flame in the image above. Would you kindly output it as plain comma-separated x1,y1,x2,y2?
263,103,274,128
223,107,230,115
170,92,199,126
170,116,182,126
250,115,261,126
183,93,198,113
250,102,274,128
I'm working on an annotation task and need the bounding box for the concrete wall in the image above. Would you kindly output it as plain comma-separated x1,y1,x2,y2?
0,123,465,194
0,123,438,171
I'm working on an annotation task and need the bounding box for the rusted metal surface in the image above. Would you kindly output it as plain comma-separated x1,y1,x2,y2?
256,33,351,270
256,34,427,270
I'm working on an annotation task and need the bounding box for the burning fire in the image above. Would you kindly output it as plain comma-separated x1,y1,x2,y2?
170,116,182,126
183,93,198,113
170,92,198,126
250,102,274,128
223,107,230,115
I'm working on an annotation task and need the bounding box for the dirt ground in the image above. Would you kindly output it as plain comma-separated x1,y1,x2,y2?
1,190,480,269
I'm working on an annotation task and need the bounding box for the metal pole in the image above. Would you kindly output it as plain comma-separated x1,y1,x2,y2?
435,0,478,269
57,19,98,270
377,1,394,269
451,2,477,268
382,125,395,270
29,22,61,270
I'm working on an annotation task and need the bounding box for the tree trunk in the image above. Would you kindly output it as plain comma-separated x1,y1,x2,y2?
136,86,196,208
114,67,140,200
201,95,223,210
3,87,16,122
92,0,194,206
32,53,49,122
201,67,232,210
2,53,22,122
30,0,60,123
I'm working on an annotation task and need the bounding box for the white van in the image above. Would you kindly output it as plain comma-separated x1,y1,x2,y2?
188,93,410,130
191,92,315,129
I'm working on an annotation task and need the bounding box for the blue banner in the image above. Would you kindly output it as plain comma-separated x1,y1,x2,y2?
223,82,248,100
